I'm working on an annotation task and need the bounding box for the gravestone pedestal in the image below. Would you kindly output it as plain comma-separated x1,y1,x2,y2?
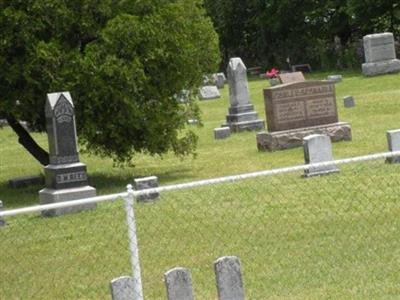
223,58,264,132
257,122,352,151
39,92,96,216
362,33,400,76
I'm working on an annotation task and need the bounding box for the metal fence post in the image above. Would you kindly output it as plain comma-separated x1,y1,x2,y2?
124,184,144,300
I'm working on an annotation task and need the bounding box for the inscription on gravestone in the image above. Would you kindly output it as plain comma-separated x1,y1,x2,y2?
264,81,338,132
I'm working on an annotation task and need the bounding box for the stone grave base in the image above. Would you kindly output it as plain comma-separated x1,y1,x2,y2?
257,122,352,151
304,166,339,177
362,59,400,76
39,186,96,217
222,104,265,132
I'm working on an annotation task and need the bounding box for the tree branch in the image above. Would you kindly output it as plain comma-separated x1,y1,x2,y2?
6,114,49,166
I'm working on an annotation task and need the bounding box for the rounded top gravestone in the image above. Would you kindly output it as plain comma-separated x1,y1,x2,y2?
227,58,250,107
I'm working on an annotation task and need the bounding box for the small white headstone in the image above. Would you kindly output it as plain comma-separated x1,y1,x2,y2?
199,86,221,100
343,95,355,108
386,129,400,163
214,256,245,300
303,134,339,177
164,267,194,300
110,276,134,300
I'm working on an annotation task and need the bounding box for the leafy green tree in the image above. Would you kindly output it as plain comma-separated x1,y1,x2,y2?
0,0,219,165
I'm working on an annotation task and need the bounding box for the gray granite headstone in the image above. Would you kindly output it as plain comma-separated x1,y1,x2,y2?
164,267,194,300
214,127,231,140
362,32,400,76
199,86,221,100
0,201,6,226
386,129,400,163
343,95,355,108
223,58,264,132
39,92,96,216
110,276,134,300
303,134,339,177
214,73,226,89
214,256,245,300
134,176,159,202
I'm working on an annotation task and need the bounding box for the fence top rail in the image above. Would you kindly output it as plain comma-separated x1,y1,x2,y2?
1,150,399,218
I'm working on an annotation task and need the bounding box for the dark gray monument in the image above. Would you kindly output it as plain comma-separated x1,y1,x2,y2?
133,176,159,203
222,57,264,132
39,92,96,216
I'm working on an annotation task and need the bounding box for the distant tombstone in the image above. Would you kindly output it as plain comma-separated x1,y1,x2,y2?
164,267,194,300
362,32,400,76
0,201,6,226
110,276,134,300
303,134,339,177
214,127,231,140
327,75,342,83
214,73,226,89
214,256,245,300
386,129,400,164
291,64,312,73
343,95,355,108
39,92,96,216
199,86,221,100
187,119,199,125
222,57,264,132
134,176,159,202
257,81,351,151
278,72,305,84
175,90,190,103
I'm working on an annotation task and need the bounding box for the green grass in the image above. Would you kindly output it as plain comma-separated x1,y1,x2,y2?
1,71,400,299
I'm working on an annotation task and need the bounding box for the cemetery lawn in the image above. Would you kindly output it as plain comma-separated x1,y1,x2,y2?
2,71,400,299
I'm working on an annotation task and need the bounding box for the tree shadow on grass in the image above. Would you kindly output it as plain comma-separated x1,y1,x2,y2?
0,167,196,210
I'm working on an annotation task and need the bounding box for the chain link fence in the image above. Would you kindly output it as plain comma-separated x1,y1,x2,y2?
2,151,400,299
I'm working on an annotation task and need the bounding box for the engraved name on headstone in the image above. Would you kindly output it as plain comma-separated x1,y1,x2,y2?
264,81,338,132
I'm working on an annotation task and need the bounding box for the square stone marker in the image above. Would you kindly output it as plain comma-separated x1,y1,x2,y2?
343,95,355,108
278,72,305,84
303,134,339,177
214,127,231,139
199,86,221,100
386,129,400,163
134,176,159,202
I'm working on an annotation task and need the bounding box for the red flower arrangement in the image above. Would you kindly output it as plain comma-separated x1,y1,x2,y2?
266,68,279,78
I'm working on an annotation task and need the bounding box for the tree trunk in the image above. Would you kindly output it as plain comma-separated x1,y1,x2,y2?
6,114,49,166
